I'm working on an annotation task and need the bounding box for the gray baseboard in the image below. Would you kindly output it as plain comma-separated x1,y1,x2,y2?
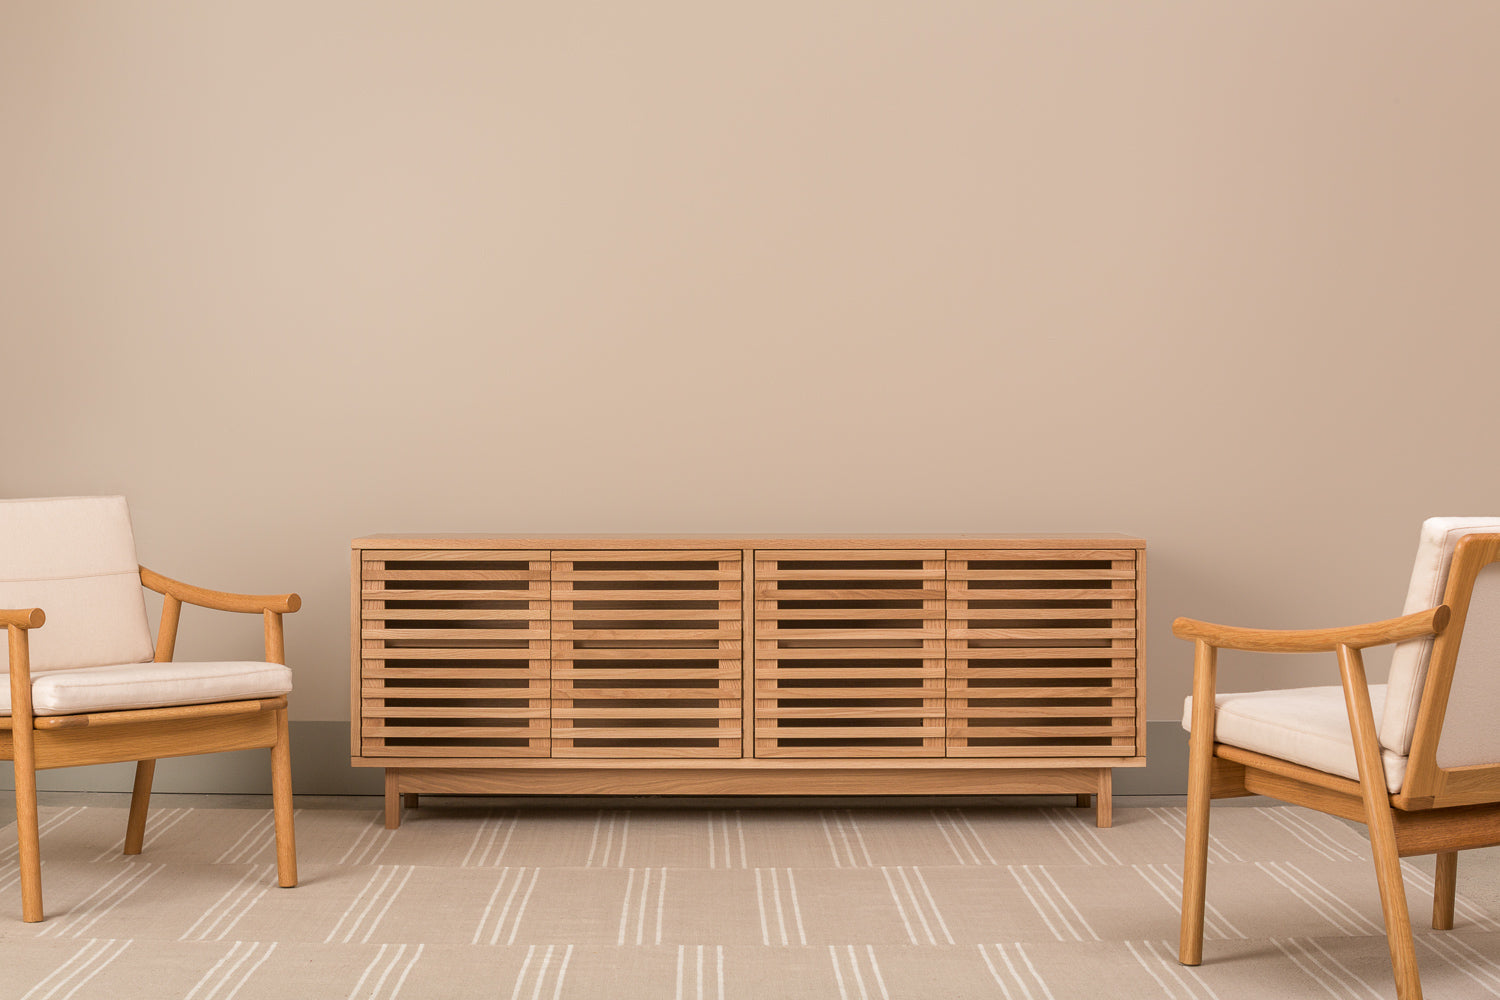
1,721,1190,798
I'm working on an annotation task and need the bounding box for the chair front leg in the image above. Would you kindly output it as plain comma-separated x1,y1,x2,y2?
262,610,297,887
10,756,42,923
271,707,297,888
124,760,156,855
1359,773,1421,999
1338,644,1422,1000
1180,639,1217,966
9,624,44,922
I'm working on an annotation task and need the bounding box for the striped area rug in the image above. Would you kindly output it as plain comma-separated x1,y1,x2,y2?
1,802,1497,998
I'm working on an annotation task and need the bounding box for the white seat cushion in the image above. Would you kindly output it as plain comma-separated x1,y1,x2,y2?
1183,685,1407,794
0,661,293,717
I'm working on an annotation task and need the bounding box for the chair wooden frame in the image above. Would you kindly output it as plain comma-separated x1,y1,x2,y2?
1176,533,1500,1000
1,565,300,922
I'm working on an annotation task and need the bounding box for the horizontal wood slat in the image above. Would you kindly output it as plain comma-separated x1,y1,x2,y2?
558,605,732,620
557,667,739,681
947,549,1135,561
755,568,942,582
947,606,1137,621
370,648,547,660
552,549,742,561
559,647,743,661
363,569,547,582
551,686,739,701
948,569,1134,581
947,684,1134,699
362,628,550,642
369,706,550,719
365,684,550,699
552,627,740,641
757,627,945,641
754,587,948,602
360,588,545,602
952,587,1137,602
364,665,549,680
950,648,1137,661
361,607,549,621
554,570,740,583
948,627,1135,640
948,723,1135,738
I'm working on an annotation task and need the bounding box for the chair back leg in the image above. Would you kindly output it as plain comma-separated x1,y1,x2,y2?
123,759,156,855
1432,852,1457,931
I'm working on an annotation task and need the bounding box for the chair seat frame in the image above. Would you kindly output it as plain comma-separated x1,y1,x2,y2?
1177,533,1500,1000
1,566,299,922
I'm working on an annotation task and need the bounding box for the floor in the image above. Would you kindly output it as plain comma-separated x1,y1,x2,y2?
12,794,1499,999
4,791,1498,915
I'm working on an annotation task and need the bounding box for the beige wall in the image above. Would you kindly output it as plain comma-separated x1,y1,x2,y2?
4,3,1499,753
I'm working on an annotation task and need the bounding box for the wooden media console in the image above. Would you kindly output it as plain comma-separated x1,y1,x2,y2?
351,534,1145,828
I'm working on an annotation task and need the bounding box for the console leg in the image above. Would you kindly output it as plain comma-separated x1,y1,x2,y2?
384,769,403,829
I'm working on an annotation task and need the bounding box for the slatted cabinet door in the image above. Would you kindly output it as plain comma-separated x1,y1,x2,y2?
360,550,552,758
550,551,743,757
946,549,1137,757
754,551,946,757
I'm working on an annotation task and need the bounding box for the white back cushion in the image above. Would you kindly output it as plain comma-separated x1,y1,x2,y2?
1380,516,1500,756
0,496,154,672
1434,560,1500,768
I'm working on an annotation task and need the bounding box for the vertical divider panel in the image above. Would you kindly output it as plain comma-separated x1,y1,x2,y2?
1112,554,1137,752
551,551,742,757
753,550,946,757
753,554,777,759
742,548,755,756
358,549,377,759
360,550,551,757
924,556,947,754
946,549,1137,757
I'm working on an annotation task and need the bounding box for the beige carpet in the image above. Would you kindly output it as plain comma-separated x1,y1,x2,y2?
1,800,1497,999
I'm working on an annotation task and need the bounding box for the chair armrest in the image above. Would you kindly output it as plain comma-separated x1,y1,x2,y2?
1,608,45,629
1173,605,1449,652
140,567,301,615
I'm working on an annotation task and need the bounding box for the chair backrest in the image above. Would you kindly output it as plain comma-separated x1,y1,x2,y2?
1427,538,1500,770
1381,517,1500,762
0,496,154,672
